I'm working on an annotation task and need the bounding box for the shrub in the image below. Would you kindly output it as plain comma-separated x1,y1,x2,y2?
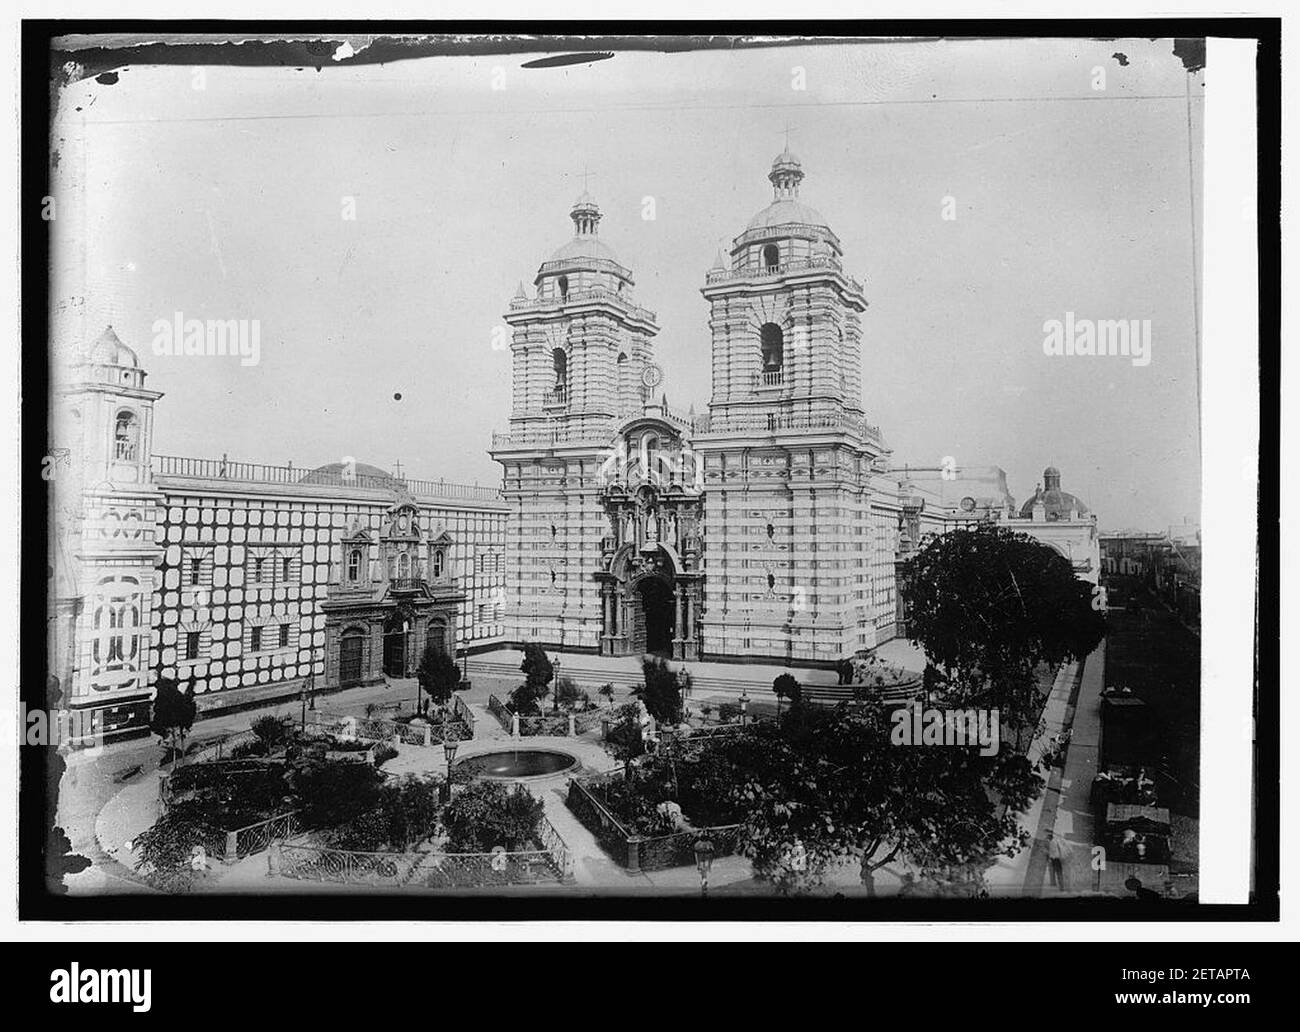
133,802,224,891
555,676,588,712
597,683,616,707
509,682,545,716
442,781,543,852
605,702,645,764
230,739,268,759
373,743,399,767
330,775,441,851
293,760,385,830
718,702,742,724
251,715,291,752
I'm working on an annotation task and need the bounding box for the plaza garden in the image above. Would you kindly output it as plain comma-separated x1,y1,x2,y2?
127,524,1106,896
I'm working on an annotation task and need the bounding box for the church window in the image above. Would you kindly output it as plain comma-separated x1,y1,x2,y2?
113,410,139,462
432,549,445,578
250,626,263,651
397,551,411,578
763,244,780,271
282,557,292,580
347,549,361,581
279,623,290,648
760,323,784,371
552,348,568,386
185,631,201,661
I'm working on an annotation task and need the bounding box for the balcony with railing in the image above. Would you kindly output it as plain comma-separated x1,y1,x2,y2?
113,439,137,461
704,254,862,296
389,577,428,593
753,368,786,389
508,285,657,326
543,384,570,410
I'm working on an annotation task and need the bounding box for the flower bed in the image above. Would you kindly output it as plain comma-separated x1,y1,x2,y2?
565,766,743,873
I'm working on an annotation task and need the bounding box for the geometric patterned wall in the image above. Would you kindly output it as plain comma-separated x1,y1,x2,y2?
150,487,507,699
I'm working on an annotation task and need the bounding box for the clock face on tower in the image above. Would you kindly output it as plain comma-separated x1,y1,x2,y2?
641,363,664,389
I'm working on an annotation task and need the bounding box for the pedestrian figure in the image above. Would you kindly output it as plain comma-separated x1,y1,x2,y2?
1046,829,1066,890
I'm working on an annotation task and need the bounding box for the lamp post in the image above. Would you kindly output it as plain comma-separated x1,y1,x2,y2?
442,736,460,804
738,691,749,727
693,837,715,896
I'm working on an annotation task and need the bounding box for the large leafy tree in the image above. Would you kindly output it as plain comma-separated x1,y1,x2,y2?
901,523,1106,733
701,704,1043,894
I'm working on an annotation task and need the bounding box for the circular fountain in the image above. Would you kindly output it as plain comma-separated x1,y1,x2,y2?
452,748,580,782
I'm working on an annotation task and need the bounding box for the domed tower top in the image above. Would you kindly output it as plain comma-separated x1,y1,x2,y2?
569,189,602,237
769,145,805,201
535,190,634,297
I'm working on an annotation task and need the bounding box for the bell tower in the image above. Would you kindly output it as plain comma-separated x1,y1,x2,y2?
50,326,165,738
693,149,899,665
492,189,662,650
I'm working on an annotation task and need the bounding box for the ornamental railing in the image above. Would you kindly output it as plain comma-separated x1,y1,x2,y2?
509,284,655,325
152,454,502,502
230,810,302,860
271,814,572,888
486,694,513,733
691,411,882,443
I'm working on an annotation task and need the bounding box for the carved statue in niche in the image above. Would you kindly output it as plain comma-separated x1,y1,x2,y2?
645,509,659,542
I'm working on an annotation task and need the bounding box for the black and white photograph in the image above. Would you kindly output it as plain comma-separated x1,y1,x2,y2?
9,14,1283,964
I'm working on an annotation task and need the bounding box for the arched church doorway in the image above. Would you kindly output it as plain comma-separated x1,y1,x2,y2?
635,578,674,656
383,612,410,677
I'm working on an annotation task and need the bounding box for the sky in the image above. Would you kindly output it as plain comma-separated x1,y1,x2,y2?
50,37,1203,531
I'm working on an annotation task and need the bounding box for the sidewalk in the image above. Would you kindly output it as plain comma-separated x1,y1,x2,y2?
1025,643,1106,897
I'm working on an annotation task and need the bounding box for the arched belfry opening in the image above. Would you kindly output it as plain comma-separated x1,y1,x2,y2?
763,243,780,271
760,323,784,375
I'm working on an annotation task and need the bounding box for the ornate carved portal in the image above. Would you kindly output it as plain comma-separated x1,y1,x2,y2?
598,481,703,661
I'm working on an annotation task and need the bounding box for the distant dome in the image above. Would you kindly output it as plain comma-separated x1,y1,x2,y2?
1019,465,1089,519
85,325,139,367
300,461,398,487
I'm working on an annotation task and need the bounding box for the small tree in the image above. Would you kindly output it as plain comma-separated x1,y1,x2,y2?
773,673,802,715
597,682,616,708
636,656,683,725
417,644,461,711
519,643,554,712
150,676,197,765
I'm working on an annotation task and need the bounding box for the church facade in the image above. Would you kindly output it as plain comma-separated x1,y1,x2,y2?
490,149,1100,666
